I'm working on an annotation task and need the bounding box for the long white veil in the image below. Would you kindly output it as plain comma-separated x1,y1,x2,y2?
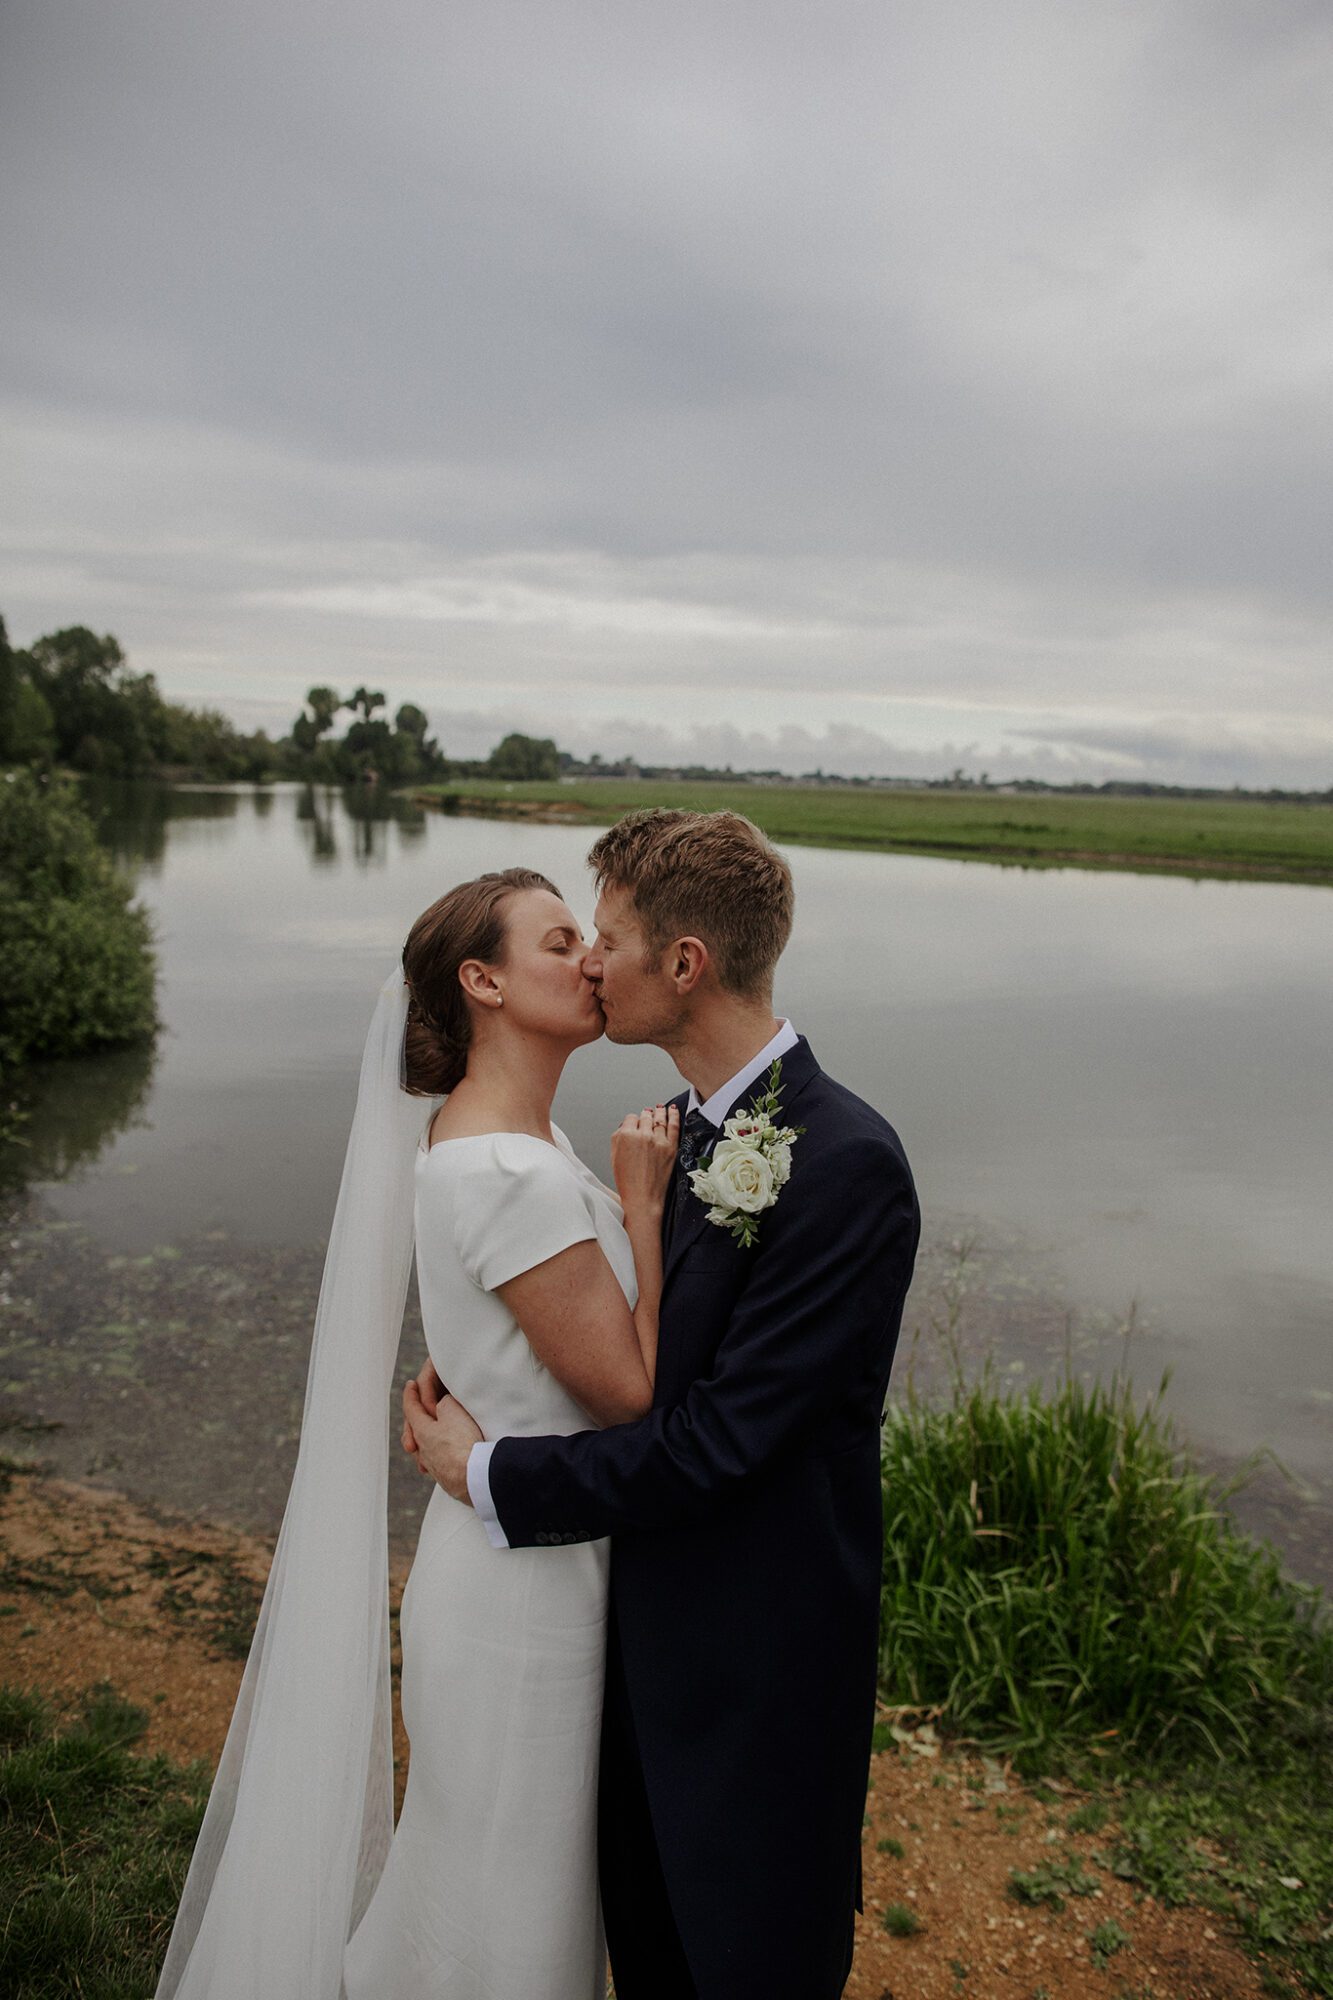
154,967,429,1999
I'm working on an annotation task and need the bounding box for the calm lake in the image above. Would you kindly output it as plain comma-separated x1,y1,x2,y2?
6,781,1331,1582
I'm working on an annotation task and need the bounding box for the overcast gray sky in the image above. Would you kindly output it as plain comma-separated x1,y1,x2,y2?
3,0,1330,783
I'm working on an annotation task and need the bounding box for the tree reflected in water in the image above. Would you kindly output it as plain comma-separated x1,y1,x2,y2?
1,1034,158,1191
298,782,428,867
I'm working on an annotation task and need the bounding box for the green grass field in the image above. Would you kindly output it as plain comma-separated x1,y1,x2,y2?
414,780,1333,883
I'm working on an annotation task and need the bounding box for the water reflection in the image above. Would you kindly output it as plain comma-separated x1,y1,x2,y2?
296,783,339,864
77,776,242,873
79,776,431,875
296,782,429,867
1,1035,158,1191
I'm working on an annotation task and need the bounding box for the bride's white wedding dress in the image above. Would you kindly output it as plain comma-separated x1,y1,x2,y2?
341,1119,636,2000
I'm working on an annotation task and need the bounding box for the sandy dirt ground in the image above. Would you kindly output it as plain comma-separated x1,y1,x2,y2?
1,1463,1311,2000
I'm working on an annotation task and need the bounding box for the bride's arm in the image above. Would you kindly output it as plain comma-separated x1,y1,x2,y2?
492,1107,678,1427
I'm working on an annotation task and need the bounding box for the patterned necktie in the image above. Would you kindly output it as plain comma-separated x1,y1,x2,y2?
660,1104,712,1240
664,1104,716,1240
677,1108,717,1182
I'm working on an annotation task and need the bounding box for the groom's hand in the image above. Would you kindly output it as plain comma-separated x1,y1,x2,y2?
402,1384,483,1504
401,1357,445,1472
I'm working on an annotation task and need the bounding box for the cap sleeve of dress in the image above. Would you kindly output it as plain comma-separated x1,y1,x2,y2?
450,1135,599,1292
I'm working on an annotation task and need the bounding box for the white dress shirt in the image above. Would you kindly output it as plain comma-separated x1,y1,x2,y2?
466,1018,801,1549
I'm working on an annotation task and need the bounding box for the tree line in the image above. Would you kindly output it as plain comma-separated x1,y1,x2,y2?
0,615,562,786
0,618,278,780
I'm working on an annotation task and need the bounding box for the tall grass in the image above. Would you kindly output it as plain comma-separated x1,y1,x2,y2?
879,1344,1333,1764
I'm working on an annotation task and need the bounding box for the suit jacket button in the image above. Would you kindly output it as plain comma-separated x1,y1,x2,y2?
535,1531,548,1545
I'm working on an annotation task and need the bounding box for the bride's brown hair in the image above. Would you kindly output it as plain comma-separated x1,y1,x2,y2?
401,867,560,1095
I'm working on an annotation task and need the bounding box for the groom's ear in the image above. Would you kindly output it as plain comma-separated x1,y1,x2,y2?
669,936,709,993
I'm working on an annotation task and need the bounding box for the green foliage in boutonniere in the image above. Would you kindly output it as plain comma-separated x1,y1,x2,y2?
687,1058,805,1248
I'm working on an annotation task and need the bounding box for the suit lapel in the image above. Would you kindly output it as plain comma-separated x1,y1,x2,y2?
662,1035,822,1292
662,1166,715,1282
659,1085,693,1260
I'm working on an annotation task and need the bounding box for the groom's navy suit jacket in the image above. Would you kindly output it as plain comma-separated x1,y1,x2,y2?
488,1036,919,2000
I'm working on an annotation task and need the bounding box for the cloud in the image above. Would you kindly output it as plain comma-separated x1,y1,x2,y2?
1,0,1329,786
1018,714,1333,790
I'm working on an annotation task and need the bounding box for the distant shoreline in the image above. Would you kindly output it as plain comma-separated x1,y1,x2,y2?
413,779,1333,886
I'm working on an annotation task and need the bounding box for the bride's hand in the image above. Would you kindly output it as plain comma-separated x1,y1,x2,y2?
403,1386,483,1502
610,1103,680,1217
402,1356,446,1472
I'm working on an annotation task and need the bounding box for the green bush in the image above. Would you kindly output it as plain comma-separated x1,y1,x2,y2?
0,771,157,1077
879,1360,1333,1762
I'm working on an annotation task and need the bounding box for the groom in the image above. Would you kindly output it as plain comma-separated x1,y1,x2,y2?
404,807,919,2000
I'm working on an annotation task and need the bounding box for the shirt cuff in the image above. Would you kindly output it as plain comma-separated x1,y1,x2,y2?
465,1440,511,1549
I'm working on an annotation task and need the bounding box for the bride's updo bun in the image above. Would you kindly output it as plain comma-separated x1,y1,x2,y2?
401,867,560,1096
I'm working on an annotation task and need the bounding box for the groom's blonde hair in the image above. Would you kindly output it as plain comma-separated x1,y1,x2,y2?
589,808,793,1000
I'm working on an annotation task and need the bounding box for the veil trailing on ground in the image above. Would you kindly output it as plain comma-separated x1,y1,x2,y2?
155,967,428,2000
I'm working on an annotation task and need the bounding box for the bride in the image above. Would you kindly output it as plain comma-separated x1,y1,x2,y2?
153,866,679,1999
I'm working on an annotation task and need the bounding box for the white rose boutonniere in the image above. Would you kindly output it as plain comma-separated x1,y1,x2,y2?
687,1059,804,1248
